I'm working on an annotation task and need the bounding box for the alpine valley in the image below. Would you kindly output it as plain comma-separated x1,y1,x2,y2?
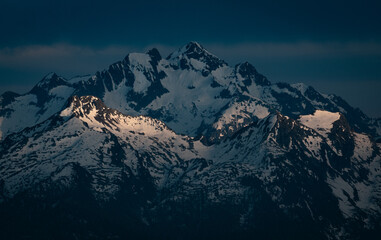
0,42,380,239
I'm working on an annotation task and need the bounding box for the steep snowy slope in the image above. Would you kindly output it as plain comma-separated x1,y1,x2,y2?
0,96,202,201
0,73,75,139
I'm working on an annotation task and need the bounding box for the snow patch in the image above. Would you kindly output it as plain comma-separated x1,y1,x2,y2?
299,110,340,137
49,86,75,98
133,71,151,94
68,75,92,84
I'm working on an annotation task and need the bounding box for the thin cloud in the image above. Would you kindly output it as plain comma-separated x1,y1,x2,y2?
0,44,138,73
0,41,380,77
204,41,381,61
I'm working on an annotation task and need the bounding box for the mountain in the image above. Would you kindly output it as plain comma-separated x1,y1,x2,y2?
0,73,75,139
0,42,380,239
1,42,379,142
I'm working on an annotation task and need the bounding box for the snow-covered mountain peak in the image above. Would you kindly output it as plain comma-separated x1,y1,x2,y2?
61,95,112,118
60,95,174,135
146,47,162,62
183,41,206,53
32,72,68,89
175,41,206,56
69,95,105,111
291,82,309,94
236,62,257,74
43,72,59,80
236,62,271,87
167,42,227,71
124,52,152,68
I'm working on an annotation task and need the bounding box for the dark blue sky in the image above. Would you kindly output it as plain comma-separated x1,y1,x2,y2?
1,0,380,117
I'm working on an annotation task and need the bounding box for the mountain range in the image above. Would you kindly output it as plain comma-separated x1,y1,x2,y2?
0,42,380,239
